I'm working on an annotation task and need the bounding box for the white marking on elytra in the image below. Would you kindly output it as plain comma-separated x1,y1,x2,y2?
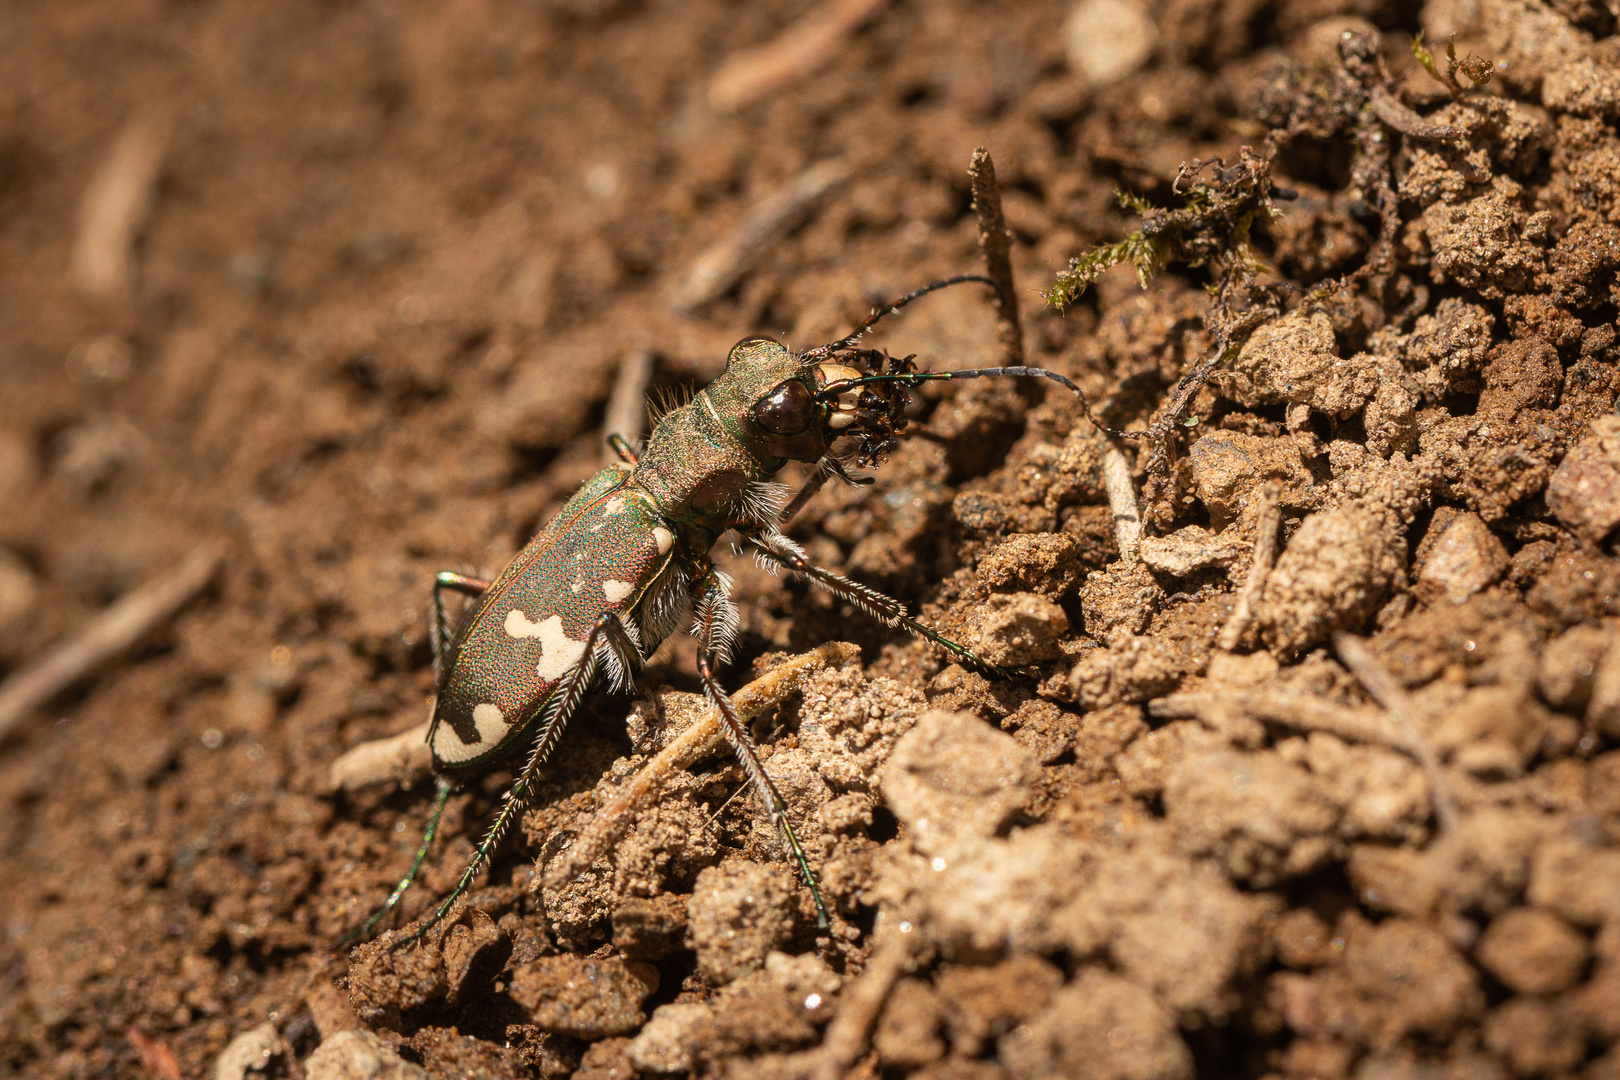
604,495,628,514
504,609,590,680
653,527,674,555
603,579,634,602
433,702,509,763
471,703,507,741
571,579,585,594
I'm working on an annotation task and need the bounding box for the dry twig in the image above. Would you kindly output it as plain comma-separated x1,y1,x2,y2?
1368,86,1460,141
968,148,1024,368
1216,480,1282,651
1151,686,1402,749
603,349,655,463
541,641,860,893
73,116,168,299
668,160,852,313
1333,631,1459,833
813,917,915,1080
0,545,222,741
1102,445,1142,563
126,1028,182,1080
707,0,887,112
328,721,432,792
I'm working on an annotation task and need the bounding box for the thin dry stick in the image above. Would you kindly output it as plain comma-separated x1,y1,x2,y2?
668,159,853,313
1333,631,1459,833
1150,687,1402,749
73,115,168,299
0,545,222,740
328,720,432,792
814,918,914,1080
1216,480,1282,651
541,641,860,893
603,349,655,463
967,147,1024,368
708,0,887,112
1368,86,1460,141
1102,445,1142,563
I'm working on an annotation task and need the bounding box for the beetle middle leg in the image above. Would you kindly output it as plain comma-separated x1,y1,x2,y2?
606,433,640,466
691,564,830,930
430,572,492,678
745,529,1019,679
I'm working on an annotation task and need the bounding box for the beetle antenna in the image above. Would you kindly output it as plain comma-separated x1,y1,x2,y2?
805,275,997,357
819,366,1143,441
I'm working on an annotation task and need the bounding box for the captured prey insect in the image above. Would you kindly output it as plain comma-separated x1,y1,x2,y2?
343,273,1103,947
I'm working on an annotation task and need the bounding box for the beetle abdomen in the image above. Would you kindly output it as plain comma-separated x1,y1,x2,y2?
427,469,677,770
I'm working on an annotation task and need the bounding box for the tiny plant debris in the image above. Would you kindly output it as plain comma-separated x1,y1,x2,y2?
1042,147,1288,483
1411,32,1495,96
343,275,1111,948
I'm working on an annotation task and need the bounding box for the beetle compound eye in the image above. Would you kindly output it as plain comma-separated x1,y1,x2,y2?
753,380,815,436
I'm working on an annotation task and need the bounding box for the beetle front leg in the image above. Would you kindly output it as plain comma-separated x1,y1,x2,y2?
691,565,830,930
606,433,639,466
430,572,492,679
745,529,1021,679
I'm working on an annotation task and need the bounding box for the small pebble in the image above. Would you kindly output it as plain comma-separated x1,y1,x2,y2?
1547,416,1620,545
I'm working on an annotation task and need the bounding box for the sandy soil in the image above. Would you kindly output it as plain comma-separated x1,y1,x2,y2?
3,1,1620,1078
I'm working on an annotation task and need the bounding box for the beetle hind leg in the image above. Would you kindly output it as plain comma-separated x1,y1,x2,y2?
692,566,831,930
389,610,627,950
336,776,454,947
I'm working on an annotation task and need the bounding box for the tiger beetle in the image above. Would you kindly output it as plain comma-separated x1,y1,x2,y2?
344,274,1101,948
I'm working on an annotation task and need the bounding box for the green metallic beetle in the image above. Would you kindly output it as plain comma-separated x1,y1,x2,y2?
347,275,1097,945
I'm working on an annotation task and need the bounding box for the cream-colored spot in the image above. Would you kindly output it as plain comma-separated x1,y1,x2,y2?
571,579,585,594
505,608,540,638
653,527,674,555
503,608,589,680
604,495,628,514
818,363,863,384
828,411,855,429
433,703,508,763
602,579,634,602
472,703,507,741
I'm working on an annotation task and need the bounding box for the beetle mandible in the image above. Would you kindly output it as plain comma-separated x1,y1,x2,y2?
346,274,1101,946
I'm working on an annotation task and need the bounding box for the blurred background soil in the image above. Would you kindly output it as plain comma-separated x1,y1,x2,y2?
4,0,1620,1078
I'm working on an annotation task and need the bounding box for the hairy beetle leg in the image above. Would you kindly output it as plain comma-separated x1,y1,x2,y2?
337,777,454,947
388,610,637,950
693,566,831,931
747,530,1019,680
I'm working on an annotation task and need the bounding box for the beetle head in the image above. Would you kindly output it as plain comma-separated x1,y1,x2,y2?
710,336,914,467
